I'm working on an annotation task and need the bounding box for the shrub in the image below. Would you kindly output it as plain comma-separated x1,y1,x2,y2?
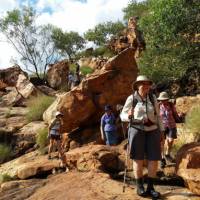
36,128,48,153
0,173,13,183
69,63,76,73
26,94,55,122
80,66,94,76
0,143,12,163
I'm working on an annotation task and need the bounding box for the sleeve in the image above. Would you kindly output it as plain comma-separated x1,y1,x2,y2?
120,95,133,122
101,115,105,127
154,96,165,132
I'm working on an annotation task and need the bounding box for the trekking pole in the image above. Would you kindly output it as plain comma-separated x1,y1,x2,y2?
123,139,129,192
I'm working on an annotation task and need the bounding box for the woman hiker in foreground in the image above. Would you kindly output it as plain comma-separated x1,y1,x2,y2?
120,75,164,199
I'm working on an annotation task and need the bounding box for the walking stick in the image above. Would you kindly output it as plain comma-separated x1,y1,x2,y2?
123,126,130,193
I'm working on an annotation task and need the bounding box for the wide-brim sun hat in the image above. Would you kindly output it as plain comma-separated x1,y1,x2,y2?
133,75,153,90
157,91,170,101
55,111,64,117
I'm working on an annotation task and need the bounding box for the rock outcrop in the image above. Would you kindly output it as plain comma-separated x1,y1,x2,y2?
0,65,26,87
44,48,138,133
13,121,47,156
47,60,69,89
0,151,60,179
0,67,38,106
176,94,200,114
79,57,108,70
176,142,200,195
64,144,122,172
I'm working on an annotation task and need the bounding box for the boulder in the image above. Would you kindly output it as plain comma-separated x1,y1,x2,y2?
44,48,138,133
0,65,26,87
176,142,200,195
64,145,121,172
0,151,60,179
1,73,38,106
13,121,47,156
176,94,200,114
47,60,69,89
0,179,46,200
16,73,38,98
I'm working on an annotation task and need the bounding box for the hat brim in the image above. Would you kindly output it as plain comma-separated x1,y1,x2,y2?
157,97,169,101
133,80,153,90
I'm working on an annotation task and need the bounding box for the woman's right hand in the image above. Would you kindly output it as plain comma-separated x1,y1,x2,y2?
128,108,133,119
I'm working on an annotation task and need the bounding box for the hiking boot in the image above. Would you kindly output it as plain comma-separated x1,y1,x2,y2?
146,177,161,200
160,158,166,168
165,154,174,163
146,189,161,200
136,178,146,197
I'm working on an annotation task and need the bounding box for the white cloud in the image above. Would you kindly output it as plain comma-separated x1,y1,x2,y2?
0,0,130,69
0,0,17,14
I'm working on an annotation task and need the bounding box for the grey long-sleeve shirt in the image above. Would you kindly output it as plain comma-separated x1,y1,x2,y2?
120,92,164,132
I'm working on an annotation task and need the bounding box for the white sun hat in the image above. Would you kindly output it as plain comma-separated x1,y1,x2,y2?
55,111,64,117
157,91,170,101
133,75,153,90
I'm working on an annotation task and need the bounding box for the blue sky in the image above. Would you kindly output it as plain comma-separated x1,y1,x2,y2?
0,0,131,68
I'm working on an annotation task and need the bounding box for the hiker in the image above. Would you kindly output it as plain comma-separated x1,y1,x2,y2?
100,105,118,146
68,71,74,90
48,111,65,165
157,91,183,168
120,75,164,199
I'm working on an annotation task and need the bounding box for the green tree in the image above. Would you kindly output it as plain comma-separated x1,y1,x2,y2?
0,7,59,80
84,21,125,46
123,0,150,21
123,0,200,82
52,27,85,61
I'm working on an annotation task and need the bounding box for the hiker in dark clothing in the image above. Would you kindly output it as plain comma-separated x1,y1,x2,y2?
120,75,164,199
100,105,118,146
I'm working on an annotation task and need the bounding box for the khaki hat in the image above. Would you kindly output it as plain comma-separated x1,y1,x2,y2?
133,75,153,90
157,92,169,101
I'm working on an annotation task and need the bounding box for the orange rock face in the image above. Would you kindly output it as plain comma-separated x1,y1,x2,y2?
55,48,138,132
176,142,200,195
47,60,69,89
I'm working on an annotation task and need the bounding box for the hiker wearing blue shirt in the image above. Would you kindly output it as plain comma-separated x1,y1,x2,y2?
100,105,117,146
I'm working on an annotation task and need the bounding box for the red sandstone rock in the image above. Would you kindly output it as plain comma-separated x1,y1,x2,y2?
176,142,200,195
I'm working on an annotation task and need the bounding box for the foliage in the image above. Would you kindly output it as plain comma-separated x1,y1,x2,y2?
76,46,115,59
185,106,200,139
0,143,12,163
0,7,60,80
36,128,48,151
84,21,125,46
26,94,55,122
52,27,85,61
123,0,150,21
123,0,200,83
0,174,13,183
80,66,94,76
